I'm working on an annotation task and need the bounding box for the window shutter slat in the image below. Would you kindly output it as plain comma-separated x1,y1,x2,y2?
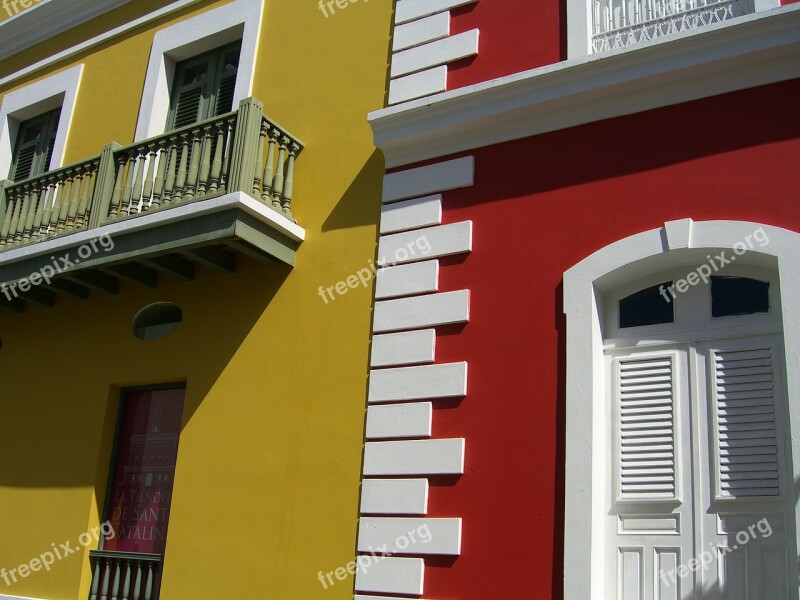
214,73,236,116
12,144,36,181
172,86,204,130
714,347,781,498
618,356,676,498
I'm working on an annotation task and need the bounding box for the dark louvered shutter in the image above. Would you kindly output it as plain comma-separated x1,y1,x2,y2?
9,108,61,182
168,42,241,131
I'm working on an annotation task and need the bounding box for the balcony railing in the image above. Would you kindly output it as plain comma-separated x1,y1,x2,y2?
0,97,305,312
88,551,162,600
0,96,303,251
592,0,754,52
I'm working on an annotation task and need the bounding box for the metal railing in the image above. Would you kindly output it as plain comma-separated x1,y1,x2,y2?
0,97,303,251
592,0,753,52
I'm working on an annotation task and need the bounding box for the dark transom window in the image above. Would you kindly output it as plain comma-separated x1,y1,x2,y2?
619,282,675,328
711,276,770,318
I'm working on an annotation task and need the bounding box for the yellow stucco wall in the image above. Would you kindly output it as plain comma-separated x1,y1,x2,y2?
0,1,392,598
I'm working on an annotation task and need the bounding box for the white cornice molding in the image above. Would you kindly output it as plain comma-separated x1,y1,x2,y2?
0,0,137,62
0,0,203,89
369,5,800,168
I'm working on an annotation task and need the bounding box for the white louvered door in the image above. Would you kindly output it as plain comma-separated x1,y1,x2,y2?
606,346,696,600
607,336,797,599
695,336,796,600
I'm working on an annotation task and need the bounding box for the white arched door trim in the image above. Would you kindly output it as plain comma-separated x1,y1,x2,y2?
562,218,800,599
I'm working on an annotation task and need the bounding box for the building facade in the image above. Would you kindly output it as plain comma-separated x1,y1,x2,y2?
0,1,392,599
356,0,800,599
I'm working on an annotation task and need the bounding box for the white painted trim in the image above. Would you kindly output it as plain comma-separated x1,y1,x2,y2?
360,478,429,515
391,30,479,78
0,64,83,180
370,4,800,168
0,0,135,62
383,156,474,203
0,0,203,89
378,221,472,266
562,220,800,600
380,194,442,234
0,190,304,269
373,290,470,332
369,362,467,403
354,557,425,596
393,12,451,52
371,329,436,367
376,260,439,300
363,438,466,476
395,0,477,24
358,517,462,555
134,0,264,141
366,402,433,439
389,66,448,105
0,595,47,600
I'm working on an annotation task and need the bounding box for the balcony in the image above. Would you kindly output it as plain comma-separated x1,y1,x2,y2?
591,0,757,52
0,97,304,313
88,550,162,600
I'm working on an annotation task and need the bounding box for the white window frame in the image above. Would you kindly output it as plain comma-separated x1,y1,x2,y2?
562,218,800,599
566,0,782,58
134,0,264,142
0,64,83,180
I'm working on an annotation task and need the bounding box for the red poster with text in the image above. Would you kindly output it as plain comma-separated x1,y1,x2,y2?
104,388,185,554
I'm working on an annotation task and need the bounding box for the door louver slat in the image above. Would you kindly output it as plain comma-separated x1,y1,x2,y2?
714,348,780,498
618,356,676,498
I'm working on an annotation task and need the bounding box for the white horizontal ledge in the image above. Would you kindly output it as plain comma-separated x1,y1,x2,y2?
378,221,473,266
392,29,480,77
393,12,450,52
371,329,436,368
372,4,800,167
0,191,304,268
358,517,462,556
389,66,448,105
376,260,439,300
395,0,478,24
361,478,429,515
380,194,442,234
369,362,467,403
363,438,465,476
383,156,475,203
373,290,470,333
354,556,425,595
366,402,433,439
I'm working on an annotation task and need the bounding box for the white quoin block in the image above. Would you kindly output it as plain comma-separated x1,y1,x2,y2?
354,556,425,595
380,194,442,234
376,260,439,299
383,156,474,203
369,362,467,403
395,0,478,24
392,29,480,78
363,438,465,476
358,517,463,556
360,478,429,515
366,402,433,439
388,66,448,104
378,221,472,266
373,290,470,332
393,12,450,51
371,329,436,367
